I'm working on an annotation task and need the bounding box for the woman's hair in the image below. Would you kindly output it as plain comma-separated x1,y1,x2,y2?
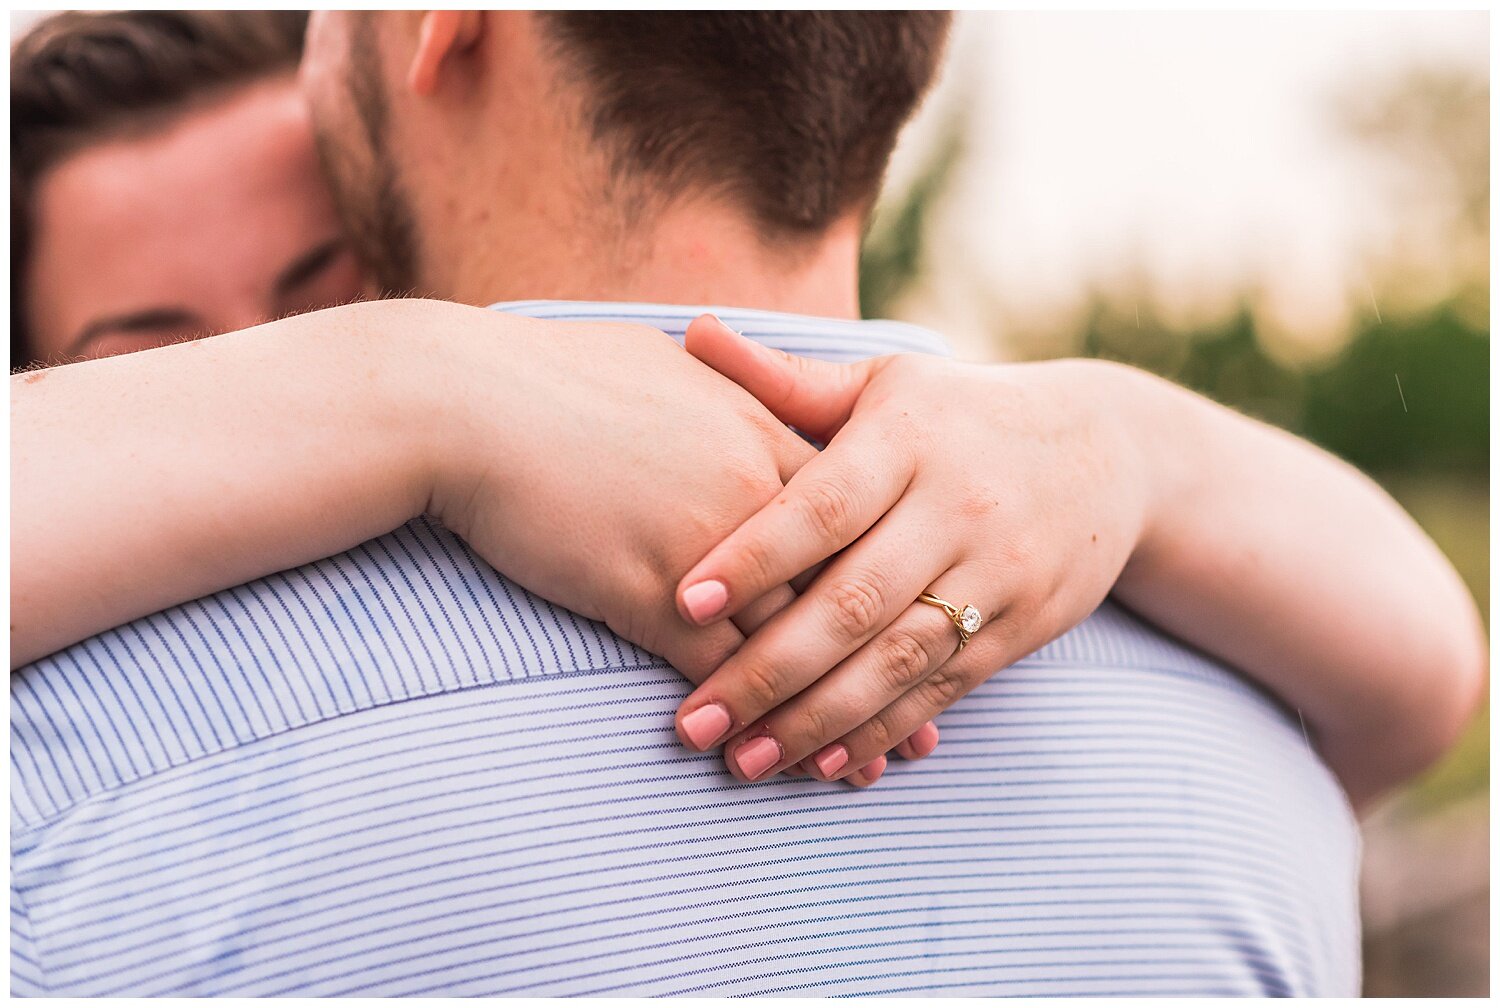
11,10,309,366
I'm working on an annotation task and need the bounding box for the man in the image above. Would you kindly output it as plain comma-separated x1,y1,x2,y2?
12,13,1362,995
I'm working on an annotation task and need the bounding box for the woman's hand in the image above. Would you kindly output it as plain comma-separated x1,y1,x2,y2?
400,303,829,683
669,316,1156,783
414,305,921,782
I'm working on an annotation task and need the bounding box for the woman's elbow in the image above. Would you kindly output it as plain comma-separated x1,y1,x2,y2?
1434,608,1488,756
1403,603,1487,782
1340,603,1486,810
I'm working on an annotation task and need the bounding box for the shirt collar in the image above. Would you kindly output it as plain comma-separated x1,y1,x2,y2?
489,299,952,360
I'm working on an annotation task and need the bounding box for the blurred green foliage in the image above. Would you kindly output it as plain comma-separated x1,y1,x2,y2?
859,115,964,321
1078,298,1488,477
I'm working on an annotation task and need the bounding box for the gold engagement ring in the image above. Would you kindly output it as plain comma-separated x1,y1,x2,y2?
916,592,983,651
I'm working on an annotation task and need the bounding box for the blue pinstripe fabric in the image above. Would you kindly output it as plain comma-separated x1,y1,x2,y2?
10,302,1361,996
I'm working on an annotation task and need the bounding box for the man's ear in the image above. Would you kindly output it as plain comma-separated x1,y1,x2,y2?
407,11,483,96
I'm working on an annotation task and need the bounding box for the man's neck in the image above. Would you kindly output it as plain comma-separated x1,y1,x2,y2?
419,196,864,319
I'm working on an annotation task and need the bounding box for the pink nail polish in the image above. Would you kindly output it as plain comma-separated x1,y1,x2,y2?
682,580,728,624
813,745,849,778
680,703,731,750
736,736,782,780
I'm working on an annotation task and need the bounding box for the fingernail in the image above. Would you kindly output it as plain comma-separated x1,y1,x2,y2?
680,703,731,750
682,580,728,624
736,736,782,780
706,314,743,336
813,745,849,778
911,721,940,758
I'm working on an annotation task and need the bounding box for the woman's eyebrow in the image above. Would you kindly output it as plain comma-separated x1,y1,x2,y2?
273,237,346,297
67,307,202,356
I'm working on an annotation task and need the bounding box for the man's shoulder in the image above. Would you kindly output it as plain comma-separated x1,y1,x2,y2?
11,517,657,830
12,490,1344,847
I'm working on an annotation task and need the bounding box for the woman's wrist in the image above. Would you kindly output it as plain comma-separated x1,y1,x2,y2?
367,298,539,535
340,298,470,521
1086,358,1201,578
315,297,517,529
1018,357,1168,570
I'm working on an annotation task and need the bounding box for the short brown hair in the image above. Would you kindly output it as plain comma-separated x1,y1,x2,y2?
538,12,952,238
10,10,308,366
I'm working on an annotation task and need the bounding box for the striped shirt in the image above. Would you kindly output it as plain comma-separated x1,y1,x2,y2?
11,301,1361,996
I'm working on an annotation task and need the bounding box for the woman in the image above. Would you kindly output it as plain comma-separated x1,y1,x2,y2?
12,10,1483,801
12,11,366,366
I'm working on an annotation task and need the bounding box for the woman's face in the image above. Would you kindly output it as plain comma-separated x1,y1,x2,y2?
23,73,368,365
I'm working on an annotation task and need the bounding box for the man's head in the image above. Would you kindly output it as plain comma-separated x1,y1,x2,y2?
12,11,366,366
301,12,951,308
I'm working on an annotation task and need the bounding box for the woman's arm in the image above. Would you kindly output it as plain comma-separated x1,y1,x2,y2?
13,300,433,667
13,298,815,674
668,318,1485,807
1110,361,1487,803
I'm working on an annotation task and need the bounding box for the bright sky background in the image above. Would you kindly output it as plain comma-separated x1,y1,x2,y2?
887,10,1487,360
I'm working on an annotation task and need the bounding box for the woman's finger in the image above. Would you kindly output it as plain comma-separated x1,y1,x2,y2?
674,508,953,757
806,721,938,773
653,615,747,688
894,721,941,761
659,584,793,696
816,605,1037,781
684,314,874,441
730,583,799,636
788,559,830,596
844,755,887,788
676,419,916,627
715,571,989,781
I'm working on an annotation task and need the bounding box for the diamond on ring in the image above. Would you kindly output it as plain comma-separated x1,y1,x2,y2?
916,592,982,651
